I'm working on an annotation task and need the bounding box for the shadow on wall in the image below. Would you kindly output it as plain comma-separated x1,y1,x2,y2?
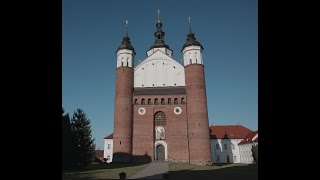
211,133,235,163
113,152,152,163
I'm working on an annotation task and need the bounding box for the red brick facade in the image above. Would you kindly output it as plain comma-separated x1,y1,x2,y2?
132,94,189,163
113,66,133,162
113,65,211,164
185,64,212,165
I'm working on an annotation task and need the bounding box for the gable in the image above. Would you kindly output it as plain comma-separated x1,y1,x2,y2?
134,50,185,88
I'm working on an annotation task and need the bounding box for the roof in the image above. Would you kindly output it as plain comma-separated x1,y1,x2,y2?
209,125,253,139
182,32,204,51
117,36,136,54
238,131,258,145
104,133,113,139
94,150,104,162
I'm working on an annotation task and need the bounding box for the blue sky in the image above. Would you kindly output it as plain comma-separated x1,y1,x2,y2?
62,0,258,150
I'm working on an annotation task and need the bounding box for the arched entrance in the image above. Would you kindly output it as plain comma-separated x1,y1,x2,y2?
156,144,165,161
154,140,168,161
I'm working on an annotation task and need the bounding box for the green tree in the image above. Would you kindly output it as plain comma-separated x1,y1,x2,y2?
251,144,258,164
71,108,96,167
62,107,73,170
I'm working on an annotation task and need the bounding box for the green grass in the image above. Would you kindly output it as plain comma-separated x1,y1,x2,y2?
169,163,258,180
62,162,150,180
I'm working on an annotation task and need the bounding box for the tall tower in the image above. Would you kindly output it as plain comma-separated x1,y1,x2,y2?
183,17,212,165
113,20,135,162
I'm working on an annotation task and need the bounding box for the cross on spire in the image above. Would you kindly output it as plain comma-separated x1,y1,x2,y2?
125,19,128,37
157,9,160,22
188,16,192,33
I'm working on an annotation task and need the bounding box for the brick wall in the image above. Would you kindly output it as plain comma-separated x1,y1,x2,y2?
185,64,212,165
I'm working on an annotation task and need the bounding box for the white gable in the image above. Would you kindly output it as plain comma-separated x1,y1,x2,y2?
134,50,185,88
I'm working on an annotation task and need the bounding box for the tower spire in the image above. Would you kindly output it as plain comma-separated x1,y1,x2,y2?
125,19,128,37
149,9,170,50
157,9,160,23
188,16,192,33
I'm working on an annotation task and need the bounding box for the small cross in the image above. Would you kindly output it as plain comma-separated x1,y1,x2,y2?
125,19,128,28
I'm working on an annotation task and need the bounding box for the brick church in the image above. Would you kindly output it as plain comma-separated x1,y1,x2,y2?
112,12,212,165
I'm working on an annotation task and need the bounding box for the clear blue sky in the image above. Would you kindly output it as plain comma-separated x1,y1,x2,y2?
62,0,258,150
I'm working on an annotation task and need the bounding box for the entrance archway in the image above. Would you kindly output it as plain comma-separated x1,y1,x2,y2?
156,144,165,161
154,140,168,161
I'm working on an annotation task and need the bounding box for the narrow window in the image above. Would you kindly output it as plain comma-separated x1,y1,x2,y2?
216,144,219,150
168,98,172,104
161,98,165,105
224,144,227,150
154,98,158,105
174,98,178,104
181,97,185,104
148,98,151,105
108,144,111,150
141,98,145,105
134,99,138,104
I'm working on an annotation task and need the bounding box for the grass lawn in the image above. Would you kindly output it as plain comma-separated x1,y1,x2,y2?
62,162,149,180
169,163,258,180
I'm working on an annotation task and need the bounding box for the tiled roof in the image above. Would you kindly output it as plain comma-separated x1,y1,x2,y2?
133,87,186,95
209,125,253,139
104,133,113,139
238,131,258,145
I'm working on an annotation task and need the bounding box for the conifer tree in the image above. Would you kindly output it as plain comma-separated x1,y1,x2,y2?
62,107,73,169
71,108,96,166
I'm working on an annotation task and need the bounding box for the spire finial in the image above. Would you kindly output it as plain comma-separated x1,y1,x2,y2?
157,9,160,22
188,16,192,33
125,19,128,37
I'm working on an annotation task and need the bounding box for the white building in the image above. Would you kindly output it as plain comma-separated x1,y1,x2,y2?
239,131,258,164
210,125,254,164
103,134,113,163
104,125,258,164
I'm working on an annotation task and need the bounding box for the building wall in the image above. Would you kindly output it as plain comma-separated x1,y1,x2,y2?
104,139,113,163
211,139,242,163
239,142,257,164
132,94,189,162
134,50,185,88
185,64,211,165
113,66,133,162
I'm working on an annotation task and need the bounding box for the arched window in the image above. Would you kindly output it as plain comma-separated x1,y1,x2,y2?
154,111,166,126
154,98,158,105
181,97,185,104
168,98,172,104
141,98,145,105
148,98,152,105
161,98,165,105
174,98,178,104
134,98,138,104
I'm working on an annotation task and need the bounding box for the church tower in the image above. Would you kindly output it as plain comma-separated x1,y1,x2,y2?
113,20,135,162
183,17,212,165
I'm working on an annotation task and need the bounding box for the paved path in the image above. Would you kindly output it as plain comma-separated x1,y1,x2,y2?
129,161,169,179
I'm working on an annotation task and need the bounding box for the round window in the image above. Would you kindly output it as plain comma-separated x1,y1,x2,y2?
138,107,146,115
174,107,182,115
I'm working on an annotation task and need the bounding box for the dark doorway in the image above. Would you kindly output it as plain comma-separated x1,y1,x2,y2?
157,144,165,161
226,155,230,163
